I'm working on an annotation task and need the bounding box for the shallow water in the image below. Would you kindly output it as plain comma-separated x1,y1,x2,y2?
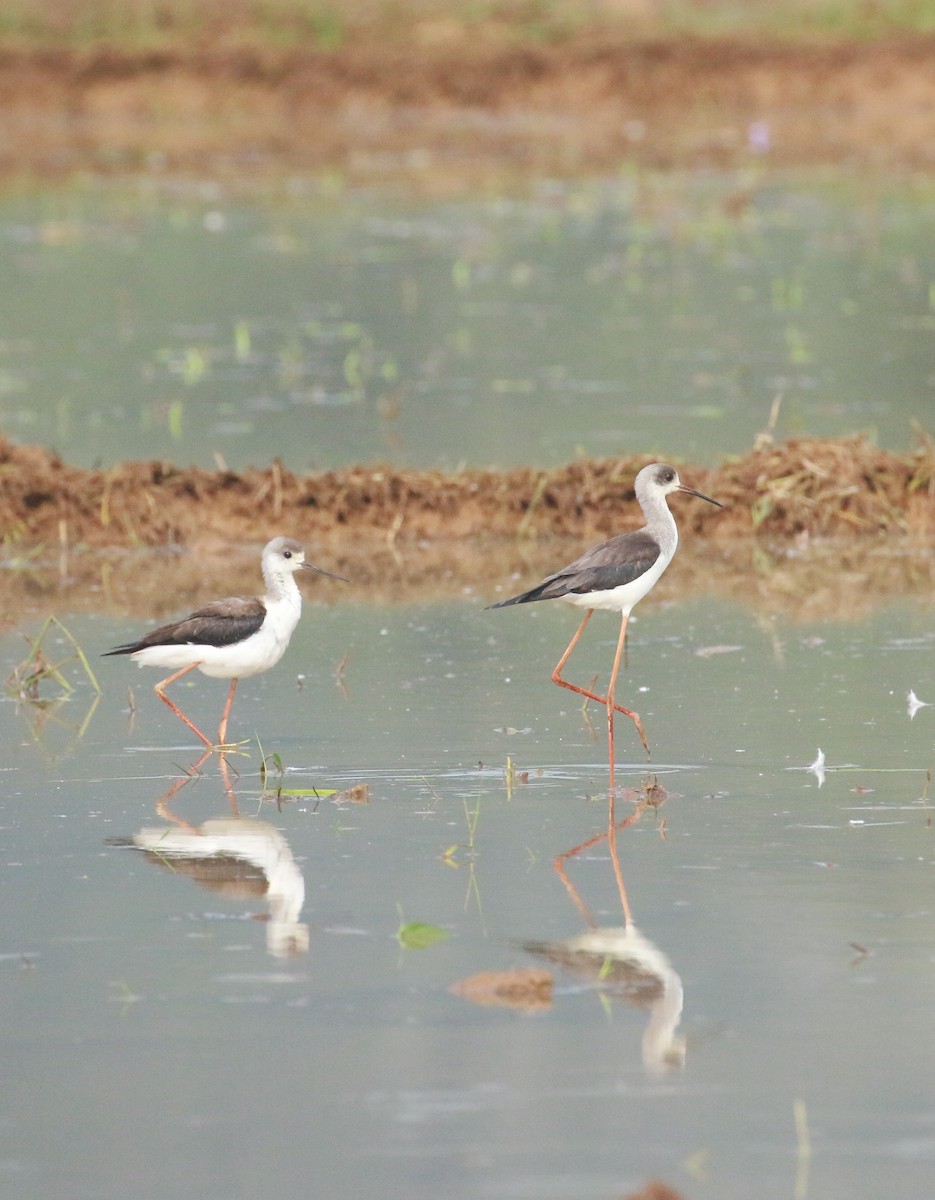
4,162,935,1197
3,577,935,1199
1,170,933,471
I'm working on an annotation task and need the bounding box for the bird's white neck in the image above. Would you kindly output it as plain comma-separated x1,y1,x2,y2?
646,502,678,561
260,566,303,655
263,565,301,607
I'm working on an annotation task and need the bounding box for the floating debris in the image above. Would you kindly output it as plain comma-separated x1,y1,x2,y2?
449,968,553,1012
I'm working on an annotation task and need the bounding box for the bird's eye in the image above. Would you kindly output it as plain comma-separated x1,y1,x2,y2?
283,550,292,559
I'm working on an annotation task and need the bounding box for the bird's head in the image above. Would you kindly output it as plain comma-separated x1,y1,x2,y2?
636,463,723,509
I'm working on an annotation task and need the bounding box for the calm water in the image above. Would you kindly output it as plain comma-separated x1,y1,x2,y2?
0,170,933,472
3,165,935,1197
3,577,935,1199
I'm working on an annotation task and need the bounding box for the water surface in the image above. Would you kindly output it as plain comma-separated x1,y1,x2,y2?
3,162,934,1198
0,170,933,472
2,579,934,1199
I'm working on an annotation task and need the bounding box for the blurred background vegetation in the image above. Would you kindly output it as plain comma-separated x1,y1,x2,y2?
3,0,935,52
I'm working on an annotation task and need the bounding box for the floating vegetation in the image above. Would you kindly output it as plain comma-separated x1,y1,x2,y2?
395,905,451,950
449,968,553,1012
6,615,102,748
7,614,101,702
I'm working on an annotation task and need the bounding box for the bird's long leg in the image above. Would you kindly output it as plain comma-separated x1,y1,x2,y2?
604,613,651,784
153,663,214,748
550,610,638,717
216,679,239,748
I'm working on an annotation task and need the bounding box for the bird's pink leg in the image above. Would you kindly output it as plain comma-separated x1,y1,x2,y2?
216,679,239,748
604,612,651,788
153,663,214,748
550,610,645,719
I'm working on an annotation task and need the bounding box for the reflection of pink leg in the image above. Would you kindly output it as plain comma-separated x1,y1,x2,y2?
608,808,634,929
553,807,641,928
155,747,214,827
218,753,241,817
216,679,239,747
154,663,213,747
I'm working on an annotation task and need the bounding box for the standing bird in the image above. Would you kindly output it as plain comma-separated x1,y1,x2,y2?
487,463,722,783
105,536,347,748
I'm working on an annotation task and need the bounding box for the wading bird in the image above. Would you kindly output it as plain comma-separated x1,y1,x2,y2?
487,463,722,784
105,537,347,747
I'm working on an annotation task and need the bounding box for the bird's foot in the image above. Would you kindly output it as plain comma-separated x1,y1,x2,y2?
213,736,251,754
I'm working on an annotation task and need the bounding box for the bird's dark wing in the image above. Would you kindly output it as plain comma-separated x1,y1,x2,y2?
487,530,660,607
104,597,267,654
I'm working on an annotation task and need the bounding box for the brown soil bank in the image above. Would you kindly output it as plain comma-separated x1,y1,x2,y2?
2,34,935,179
4,434,934,552
3,435,935,627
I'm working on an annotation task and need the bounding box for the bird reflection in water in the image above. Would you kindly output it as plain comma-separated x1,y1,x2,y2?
524,779,686,1075
122,751,309,957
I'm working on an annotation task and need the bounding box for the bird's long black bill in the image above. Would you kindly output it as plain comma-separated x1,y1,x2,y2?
302,562,350,582
678,484,723,508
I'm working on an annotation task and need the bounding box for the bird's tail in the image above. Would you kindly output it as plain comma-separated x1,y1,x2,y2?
485,581,556,609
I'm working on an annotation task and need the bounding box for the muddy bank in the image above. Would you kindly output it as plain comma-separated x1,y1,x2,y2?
2,434,934,624
2,433,932,551
2,35,935,181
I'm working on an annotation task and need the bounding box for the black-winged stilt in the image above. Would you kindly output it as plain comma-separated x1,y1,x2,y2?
487,463,722,782
105,536,347,747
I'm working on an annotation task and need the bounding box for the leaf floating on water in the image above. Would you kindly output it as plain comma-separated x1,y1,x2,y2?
276,787,338,798
396,921,451,950
694,644,743,658
450,968,553,1012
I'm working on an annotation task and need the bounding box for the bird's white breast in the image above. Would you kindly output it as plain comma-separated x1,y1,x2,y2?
198,593,301,678
131,591,302,679
561,540,675,615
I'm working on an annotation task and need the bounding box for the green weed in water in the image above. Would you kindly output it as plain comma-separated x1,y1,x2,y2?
395,904,451,950
8,615,101,701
